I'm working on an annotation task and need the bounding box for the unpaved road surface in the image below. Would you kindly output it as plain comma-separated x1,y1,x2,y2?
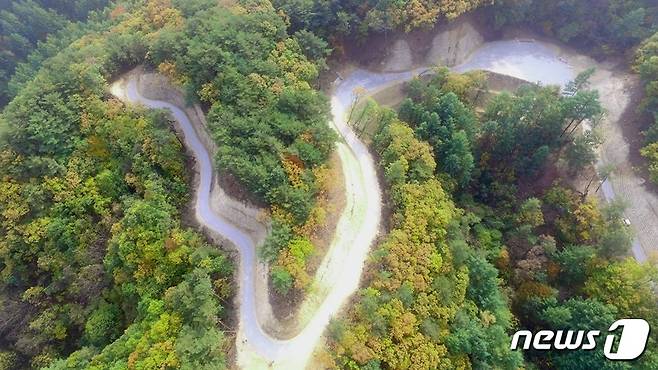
590,69,655,262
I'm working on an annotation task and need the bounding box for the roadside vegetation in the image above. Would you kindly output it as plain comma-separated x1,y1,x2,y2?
275,0,483,36
143,1,340,297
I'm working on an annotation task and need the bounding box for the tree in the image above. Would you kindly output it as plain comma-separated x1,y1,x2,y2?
585,259,658,321
563,68,596,95
293,29,330,70
564,131,602,175
168,269,228,370
637,31,658,185
375,120,436,185
597,200,632,257
531,297,621,369
260,220,294,262
516,198,544,228
443,130,474,187
447,307,523,369
466,254,507,314
0,351,18,370
83,301,121,347
554,245,596,287
492,0,657,55
641,141,658,183
398,78,477,186
560,90,603,139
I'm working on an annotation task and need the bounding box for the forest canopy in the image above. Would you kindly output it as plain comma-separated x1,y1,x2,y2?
492,0,658,55
326,67,658,369
0,0,110,106
1,0,658,369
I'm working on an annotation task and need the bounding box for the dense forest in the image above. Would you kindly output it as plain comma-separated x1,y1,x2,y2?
0,0,110,106
0,1,239,368
327,68,658,369
491,0,658,56
328,92,523,369
2,0,658,369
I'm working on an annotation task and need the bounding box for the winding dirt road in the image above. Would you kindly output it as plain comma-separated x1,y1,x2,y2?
111,70,382,369
108,24,651,369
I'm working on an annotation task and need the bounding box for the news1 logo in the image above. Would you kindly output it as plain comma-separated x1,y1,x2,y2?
511,319,650,360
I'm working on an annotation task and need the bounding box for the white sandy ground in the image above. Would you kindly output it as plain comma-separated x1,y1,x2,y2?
106,16,652,369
